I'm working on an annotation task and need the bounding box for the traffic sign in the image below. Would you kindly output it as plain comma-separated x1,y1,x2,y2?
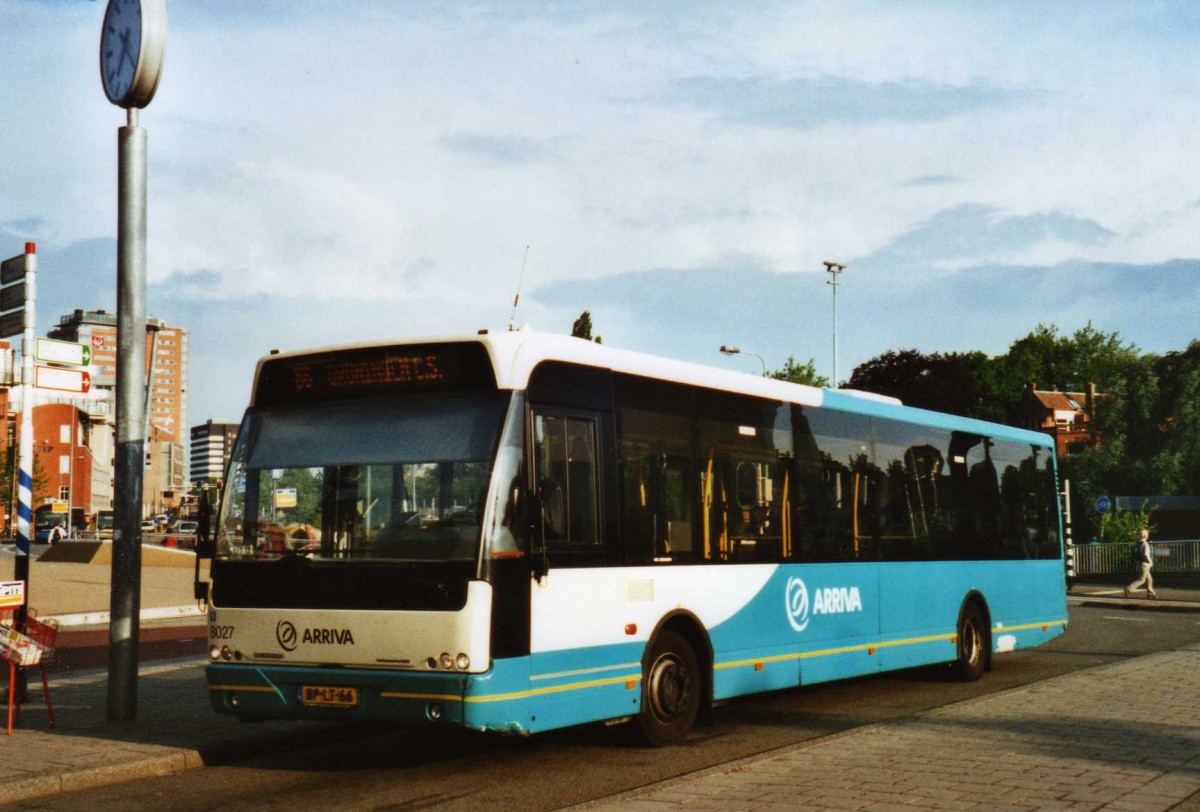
35,337,91,367
0,282,24,312
0,310,22,339
1095,496,1111,514
275,488,298,509
0,254,26,284
34,365,91,393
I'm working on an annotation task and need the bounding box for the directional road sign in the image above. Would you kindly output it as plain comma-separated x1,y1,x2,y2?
0,254,26,285
0,282,25,312
34,365,91,394
0,310,22,339
35,337,91,367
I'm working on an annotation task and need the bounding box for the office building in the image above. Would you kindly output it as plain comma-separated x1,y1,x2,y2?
190,420,238,485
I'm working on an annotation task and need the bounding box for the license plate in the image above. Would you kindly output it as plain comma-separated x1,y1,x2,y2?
300,685,359,707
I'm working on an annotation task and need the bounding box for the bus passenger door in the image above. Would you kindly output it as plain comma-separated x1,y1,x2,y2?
526,406,625,731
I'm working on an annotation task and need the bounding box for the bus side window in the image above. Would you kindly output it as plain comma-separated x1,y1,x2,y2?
616,403,693,565
533,413,600,549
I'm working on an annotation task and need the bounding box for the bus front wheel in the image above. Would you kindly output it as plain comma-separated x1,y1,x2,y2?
953,603,987,682
635,629,700,746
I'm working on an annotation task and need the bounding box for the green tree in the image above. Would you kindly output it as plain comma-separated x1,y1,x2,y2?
1096,501,1156,546
844,349,990,417
768,356,829,387
988,322,1142,423
571,311,602,344
0,442,48,535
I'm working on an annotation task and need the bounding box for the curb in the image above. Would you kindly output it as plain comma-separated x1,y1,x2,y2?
47,604,205,628
0,750,199,805
1068,595,1200,613
0,714,374,805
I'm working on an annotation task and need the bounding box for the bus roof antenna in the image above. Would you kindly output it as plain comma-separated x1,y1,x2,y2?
508,245,531,332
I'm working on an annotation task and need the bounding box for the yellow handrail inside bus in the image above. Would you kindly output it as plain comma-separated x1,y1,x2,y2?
782,470,791,559
703,457,713,561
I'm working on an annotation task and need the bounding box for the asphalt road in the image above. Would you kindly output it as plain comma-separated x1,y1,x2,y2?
15,602,1200,812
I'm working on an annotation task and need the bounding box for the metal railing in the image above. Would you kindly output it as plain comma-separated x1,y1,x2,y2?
1073,540,1200,575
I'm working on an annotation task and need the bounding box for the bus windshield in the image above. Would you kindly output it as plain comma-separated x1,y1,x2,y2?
217,394,510,564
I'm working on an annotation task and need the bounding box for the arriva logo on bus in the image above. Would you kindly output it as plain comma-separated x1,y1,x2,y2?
785,576,863,633
276,620,356,651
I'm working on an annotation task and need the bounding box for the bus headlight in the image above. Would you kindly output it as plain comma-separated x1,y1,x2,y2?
439,652,454,670
209,646,221,661
455,653,470,671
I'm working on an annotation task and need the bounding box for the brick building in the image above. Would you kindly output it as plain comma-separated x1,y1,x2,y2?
0,389,114,533
1017,383,1104,458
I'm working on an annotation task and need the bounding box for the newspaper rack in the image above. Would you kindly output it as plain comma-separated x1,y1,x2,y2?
1,611,58,734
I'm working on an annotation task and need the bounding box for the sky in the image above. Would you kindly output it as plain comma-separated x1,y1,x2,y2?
2,1,1200,425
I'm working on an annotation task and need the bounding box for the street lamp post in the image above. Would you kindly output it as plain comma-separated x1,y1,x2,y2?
823,262,847,385
719,345,767,376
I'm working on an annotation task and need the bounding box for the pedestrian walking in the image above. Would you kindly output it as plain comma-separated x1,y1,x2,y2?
1124,528,1157,599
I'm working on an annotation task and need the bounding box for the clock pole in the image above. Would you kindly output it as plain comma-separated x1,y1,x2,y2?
99,0,166,722
109,105,148,721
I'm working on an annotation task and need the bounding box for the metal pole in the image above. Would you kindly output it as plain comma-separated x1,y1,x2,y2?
109,107,147,721
67,416,74,537
14,242,36,628
824,262,846,386
831,280,838,384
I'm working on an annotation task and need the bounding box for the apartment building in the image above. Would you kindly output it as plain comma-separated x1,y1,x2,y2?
49,309,189,513
48,309,189,443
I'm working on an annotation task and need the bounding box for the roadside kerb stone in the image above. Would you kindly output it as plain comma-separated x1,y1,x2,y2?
580,646,1200,811
0,660,374,806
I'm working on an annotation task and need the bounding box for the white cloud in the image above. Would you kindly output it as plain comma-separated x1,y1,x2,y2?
2,1,1200,420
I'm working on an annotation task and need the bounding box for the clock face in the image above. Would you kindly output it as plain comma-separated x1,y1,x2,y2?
101,0,143,105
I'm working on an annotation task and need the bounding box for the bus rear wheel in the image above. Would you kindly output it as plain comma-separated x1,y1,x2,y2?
953,603,987,682
635,629,700,746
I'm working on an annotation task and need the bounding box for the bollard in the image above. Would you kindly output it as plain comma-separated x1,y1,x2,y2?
164,535,177,548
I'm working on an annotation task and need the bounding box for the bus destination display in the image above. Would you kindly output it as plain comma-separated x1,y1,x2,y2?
255,342,496,405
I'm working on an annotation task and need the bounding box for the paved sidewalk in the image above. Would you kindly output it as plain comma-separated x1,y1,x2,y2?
588,646,1200,812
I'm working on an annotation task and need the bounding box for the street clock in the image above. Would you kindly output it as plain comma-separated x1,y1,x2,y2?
99,0,167,108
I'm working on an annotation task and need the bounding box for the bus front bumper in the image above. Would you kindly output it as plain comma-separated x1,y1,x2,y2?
207,663,471,727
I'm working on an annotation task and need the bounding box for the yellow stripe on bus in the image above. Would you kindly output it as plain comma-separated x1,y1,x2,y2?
713,619,1068,671
379,691,464,702
381,674,644,705
215,619,1069,703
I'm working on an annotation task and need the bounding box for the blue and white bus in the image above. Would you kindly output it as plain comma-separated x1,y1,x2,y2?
201,331,1067,744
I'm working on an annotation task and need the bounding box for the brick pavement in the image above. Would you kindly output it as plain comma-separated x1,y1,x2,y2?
592,646,1200,811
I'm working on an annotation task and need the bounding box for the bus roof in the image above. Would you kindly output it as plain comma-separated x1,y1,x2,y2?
251,331,1053,449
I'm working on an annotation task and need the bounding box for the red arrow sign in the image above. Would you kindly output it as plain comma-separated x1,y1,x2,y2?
34,365,91,393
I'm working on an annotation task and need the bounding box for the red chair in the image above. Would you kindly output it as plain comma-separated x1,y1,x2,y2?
1,609,57,734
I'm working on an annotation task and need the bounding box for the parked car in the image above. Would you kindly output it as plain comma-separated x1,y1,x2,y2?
174,520,198,535
141,520,157,531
